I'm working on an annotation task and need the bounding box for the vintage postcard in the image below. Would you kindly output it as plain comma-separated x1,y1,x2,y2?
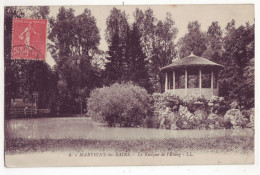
4,4,255,167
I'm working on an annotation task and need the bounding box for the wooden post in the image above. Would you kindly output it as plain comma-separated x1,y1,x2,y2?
165,72,168,92
211,71,214,96
199,68,202,97
185,68,187,96
173,71,175,92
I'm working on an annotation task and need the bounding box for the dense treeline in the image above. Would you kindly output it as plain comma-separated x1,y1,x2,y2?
4,6,254,119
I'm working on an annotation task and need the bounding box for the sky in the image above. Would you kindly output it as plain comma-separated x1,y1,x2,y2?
46,4,255,67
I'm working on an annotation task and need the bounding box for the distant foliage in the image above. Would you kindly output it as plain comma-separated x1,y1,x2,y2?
87,83,151,127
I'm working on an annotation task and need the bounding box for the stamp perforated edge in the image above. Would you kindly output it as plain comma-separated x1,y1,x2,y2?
11,18,47,61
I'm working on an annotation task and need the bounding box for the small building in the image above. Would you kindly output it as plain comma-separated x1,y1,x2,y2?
160,53,224,99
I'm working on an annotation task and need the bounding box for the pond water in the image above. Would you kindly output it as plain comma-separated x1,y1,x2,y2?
5,117,254,140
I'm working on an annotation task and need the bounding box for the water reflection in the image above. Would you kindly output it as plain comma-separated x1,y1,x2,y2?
5,117,254,140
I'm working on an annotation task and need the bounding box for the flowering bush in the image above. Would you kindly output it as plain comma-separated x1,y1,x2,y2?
152,92,181,129
158,107,177,129
242,108,254,128
182,95,208,112
224,109,248,129
207,113,224,129
176,105,194,129
230,101,239,109
153,94,212,130
249,108,255,124
151,93,252,130
87,83,151,127
208,96,228,115
152,92,181,112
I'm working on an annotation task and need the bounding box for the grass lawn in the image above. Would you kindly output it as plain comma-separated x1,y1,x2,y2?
5,134,254,154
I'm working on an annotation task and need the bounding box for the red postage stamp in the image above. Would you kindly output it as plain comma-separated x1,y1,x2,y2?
12,18,47,60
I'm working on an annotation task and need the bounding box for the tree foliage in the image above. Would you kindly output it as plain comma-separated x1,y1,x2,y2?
219,21,255,108
49,7,100,61
104,8,129,83
134,8,156,58
178,21,207,58
48,7,102,114
133,9,179,92
104,8,150,90
202,21,223,63
149,12,178,92
128,23,150,89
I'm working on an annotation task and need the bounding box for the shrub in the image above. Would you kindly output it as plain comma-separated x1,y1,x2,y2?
194,109,208,121
208,96,229,115
87,83,150,127
152,92,181,112
175,96,208,129
242,108,254,128
224,109,248,129
176,105,205,129
152,92,181,129
182,95,208,113
158,107,178,129
151,93,246,130
144,113,160,128
249,108,255,124
207,113,224,129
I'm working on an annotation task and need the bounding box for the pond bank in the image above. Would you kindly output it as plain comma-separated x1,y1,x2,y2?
5,117,254,140
5,134,254,154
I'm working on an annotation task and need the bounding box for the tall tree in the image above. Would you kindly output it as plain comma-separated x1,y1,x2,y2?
134,8,156,58
105,7,129,45
104,8,130,84
178,21,207,58
128,23,149,90
220,20,254,108
72,9,100,56
202,21,223,62
149,12,178,92
105,29,121,83
49,7,102,114
134,10,178,92
48,7,75,60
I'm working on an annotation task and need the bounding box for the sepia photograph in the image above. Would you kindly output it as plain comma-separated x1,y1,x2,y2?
3,4,255,167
